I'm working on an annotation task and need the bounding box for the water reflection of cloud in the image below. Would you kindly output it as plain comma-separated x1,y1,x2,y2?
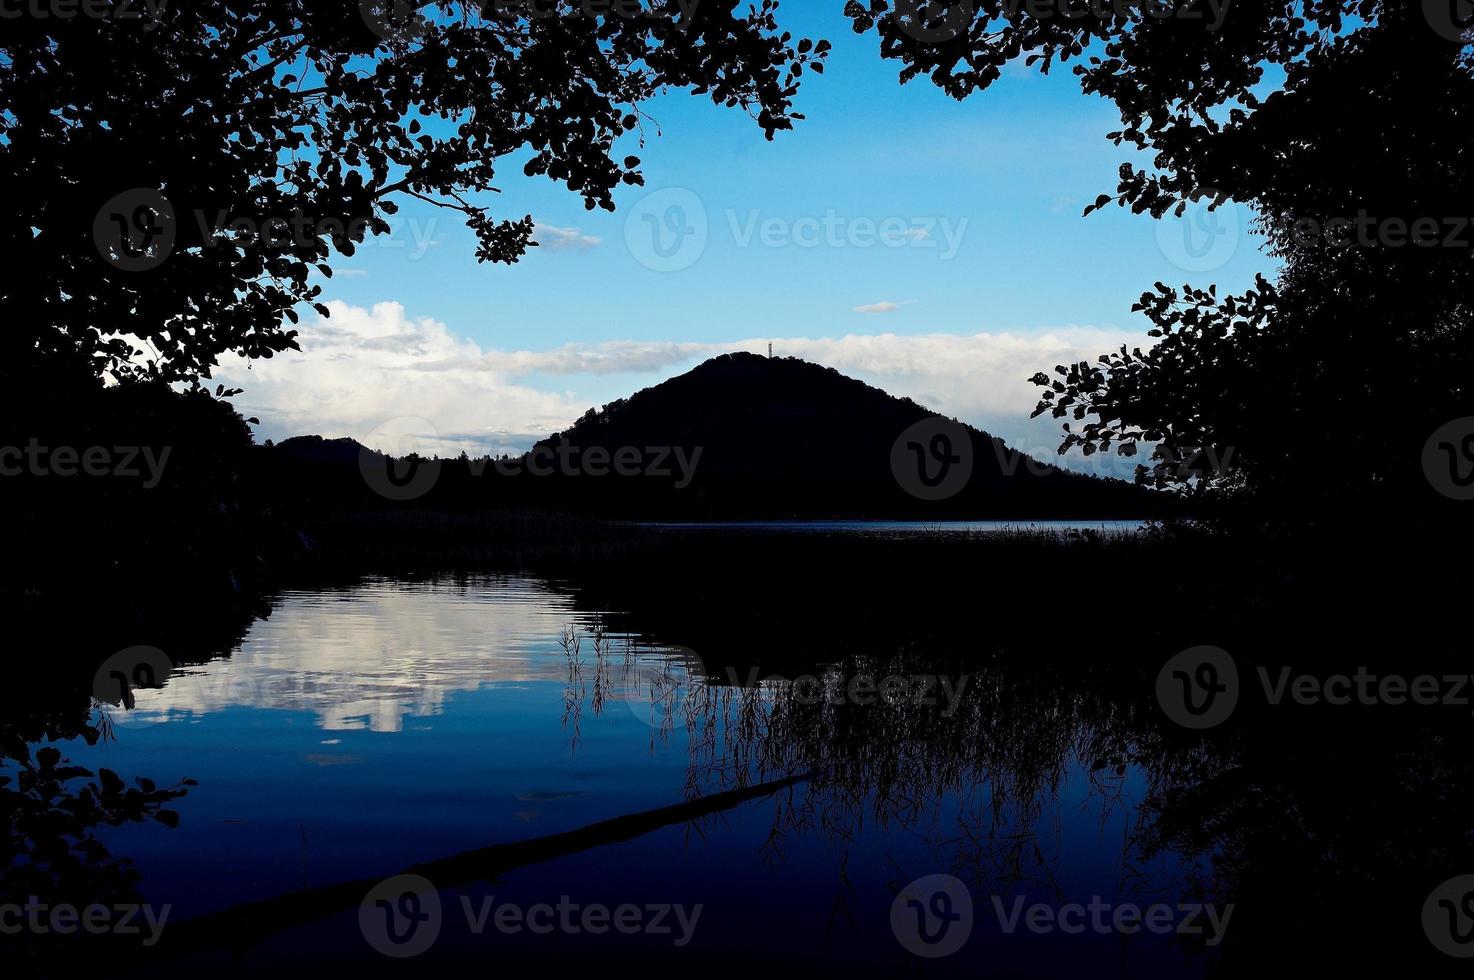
124,579,606,733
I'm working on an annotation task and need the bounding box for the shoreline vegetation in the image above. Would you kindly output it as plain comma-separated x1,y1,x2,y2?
12,499,1462,683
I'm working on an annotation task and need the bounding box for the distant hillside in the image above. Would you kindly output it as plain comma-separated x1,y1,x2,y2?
263,353,1156,519
522,352,1151,518
271,435,372,465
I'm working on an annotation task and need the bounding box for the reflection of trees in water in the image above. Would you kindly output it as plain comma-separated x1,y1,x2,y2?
1,706,192,968
566,626,1188,901
1131,716,1474,968
0,613,240,970
702,658,1185,903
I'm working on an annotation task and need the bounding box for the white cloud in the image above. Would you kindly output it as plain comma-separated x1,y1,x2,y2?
213,301,586,456
532,223,602,252
216,301,1153,477
437,340,723,377
853,301,901,314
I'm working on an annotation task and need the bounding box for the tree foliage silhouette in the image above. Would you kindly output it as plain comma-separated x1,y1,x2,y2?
849,1,1474,521
0,1,827,386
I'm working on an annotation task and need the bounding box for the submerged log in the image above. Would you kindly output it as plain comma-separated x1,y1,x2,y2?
146,771,811,961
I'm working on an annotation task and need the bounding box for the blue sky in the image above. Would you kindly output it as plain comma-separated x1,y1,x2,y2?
218,4,1274,477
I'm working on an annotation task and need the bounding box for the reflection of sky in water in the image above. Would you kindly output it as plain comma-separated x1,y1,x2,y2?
68,578,1211,975
104,579,687,733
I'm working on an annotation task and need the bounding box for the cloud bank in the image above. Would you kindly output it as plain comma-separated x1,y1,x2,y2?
214,301,586,457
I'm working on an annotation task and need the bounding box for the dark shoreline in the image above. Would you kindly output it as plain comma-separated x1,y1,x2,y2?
9,507,1469,731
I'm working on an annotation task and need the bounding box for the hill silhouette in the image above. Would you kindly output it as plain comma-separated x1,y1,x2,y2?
269,435,371,466
272,353,1155,520
523,353,1150,518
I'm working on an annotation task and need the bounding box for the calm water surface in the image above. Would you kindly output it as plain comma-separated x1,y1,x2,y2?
72,577,1211,974
634,520,1145,535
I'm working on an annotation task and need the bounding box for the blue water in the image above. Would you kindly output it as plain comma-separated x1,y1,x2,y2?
63,577,1211,975
633,520,1145,535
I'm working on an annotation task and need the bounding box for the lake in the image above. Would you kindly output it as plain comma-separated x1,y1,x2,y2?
633,520,1146,536
66,575,1214,975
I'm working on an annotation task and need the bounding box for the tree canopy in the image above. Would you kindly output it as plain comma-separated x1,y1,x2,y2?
0,1,827,386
